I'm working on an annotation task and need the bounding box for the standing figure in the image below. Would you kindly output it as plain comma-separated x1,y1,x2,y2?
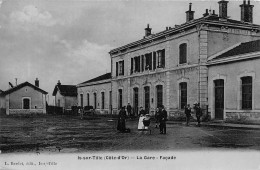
159,105,167,134
194,103,202,127
138,113,145,130
117,107,127,132
155,107,159,128
126,103,132,118
184,104,191,126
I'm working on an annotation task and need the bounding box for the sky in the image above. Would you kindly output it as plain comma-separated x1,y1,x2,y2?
0,0,259,104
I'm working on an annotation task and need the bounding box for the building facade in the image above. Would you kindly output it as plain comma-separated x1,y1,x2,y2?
52,81,78,111
77,73,112,115
2,79,48,115
109,0,260,121
207,40,260,123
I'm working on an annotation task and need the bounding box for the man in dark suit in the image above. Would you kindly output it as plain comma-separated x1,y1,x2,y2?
159,105,167,134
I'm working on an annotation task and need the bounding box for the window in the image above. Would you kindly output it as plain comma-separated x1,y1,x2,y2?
134,56,140,72
145,53,152,70
94,93,97,109
80,94,83,107
101,92,105,109
180,82,187,109
87,93,90,106
144,86,150,112
116,60,124,76
241,76,252,109
23,98,30,109
157,49,165,68
153,52,156,70
118,89,123,109
156,85,163,108
179,43,187,64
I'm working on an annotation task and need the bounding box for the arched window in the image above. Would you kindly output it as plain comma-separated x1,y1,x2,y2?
156,85,163,108
118,89,123,109
101,92,105,109
179,43,187,64
93,93,97,109
179,82,187,109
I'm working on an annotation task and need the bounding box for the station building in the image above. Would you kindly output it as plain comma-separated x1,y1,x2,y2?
109,0,260,122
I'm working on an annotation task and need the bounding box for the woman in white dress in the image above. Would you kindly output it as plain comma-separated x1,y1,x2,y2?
138,113,145,130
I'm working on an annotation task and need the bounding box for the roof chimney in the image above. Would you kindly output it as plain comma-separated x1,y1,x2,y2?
218,0,229,18
186,3,195,22
35,78,39,87
57,80,61,86
240,0,254,23
203,9,209,17
144,24,152,37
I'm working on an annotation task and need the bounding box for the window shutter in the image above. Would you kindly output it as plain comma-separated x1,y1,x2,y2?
141,55,144,72
153,52,156,70
149,53,152,70
131,58,133,74
162,49,165,68
116,62,118,76
138,56,141,72
122,61,124,75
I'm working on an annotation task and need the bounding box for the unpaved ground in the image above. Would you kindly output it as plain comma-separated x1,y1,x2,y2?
1,115,260,153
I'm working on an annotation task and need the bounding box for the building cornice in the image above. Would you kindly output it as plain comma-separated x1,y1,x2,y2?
109,17,260,56
77,79,111,88
112,63,198,81
207,51,260,66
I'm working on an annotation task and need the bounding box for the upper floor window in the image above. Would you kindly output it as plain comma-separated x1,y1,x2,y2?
179,43,187,64
116,60,124,76
241,76,252,110
131,56,141,74
157,49,165,68
145,53,152,70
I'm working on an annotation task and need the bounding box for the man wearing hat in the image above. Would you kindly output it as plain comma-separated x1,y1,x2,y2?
158,105,167,134
194,103,202,127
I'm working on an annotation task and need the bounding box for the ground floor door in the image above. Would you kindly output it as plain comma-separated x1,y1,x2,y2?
144,86,150,113
214,79,224,119
133,88,138,116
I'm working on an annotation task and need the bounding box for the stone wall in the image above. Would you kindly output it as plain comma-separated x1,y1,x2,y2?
9,109,45,114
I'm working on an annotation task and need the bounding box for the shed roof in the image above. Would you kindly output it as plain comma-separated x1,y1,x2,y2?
2,82,48,95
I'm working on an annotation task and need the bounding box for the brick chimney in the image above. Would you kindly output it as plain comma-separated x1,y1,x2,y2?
57,80,61,86
240,0,254,23
203,9,209,17
35,78,39,87
186,3,195,22
218,0,229,18
144,24,152,37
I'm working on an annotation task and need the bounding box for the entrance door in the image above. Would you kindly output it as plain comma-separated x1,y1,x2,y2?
144,86,150,113
214,79,224,119
133,88,138,116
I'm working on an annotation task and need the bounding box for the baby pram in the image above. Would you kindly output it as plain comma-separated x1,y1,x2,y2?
143,114,151,134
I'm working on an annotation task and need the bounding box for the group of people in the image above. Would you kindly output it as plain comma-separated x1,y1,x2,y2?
117,102,203,133
184,103,202,127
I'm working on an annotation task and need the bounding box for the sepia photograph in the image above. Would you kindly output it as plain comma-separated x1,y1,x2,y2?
0,0,260,169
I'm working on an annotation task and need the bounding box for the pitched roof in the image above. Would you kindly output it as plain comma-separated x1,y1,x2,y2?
2,82,48,95
109,14,260,55
212,40,260,60
78,73,111,85
52,85,77,97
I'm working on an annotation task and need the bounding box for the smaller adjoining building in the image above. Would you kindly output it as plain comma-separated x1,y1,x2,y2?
207,40,260,123
1,78,48,115
52,81,78,112
77,73,112,115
